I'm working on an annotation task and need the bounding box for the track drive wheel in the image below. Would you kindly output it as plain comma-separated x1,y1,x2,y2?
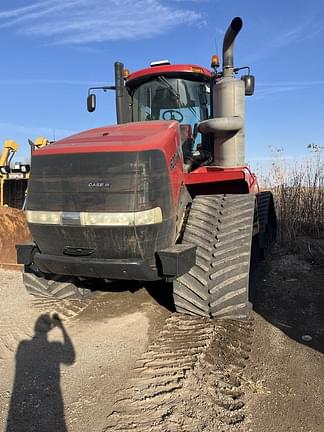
173,194,256,319
257,191,277,259
23,266,91,300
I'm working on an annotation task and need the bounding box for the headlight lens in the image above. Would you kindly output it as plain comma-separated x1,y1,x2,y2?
80,212,134,226
26,207,163,226
134,207,162,225
81,207,162,226
26,210,62,225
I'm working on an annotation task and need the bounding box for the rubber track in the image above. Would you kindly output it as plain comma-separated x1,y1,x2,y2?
23,269,90,300
174,194,255,318
104,314,254,431
256,191,277,258
0,267,92,360
256,191,272,233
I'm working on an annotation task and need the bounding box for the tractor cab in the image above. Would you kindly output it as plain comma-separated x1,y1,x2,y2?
127,63,212,170
88,62,213,171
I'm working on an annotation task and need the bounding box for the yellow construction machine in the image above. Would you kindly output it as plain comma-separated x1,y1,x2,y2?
0,137,50,267
0,137,49,208
0,140,29,208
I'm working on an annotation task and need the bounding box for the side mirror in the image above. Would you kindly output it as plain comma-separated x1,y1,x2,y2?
87,93,96,112
241,75,255,96
193,123,198,140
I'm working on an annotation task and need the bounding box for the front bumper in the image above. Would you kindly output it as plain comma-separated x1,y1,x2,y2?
16,243,196,282
34,253,160,281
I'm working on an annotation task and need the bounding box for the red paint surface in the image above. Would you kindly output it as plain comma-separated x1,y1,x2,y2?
127,64,212,84
33,121,178,155
185,166,259,194
33,121,184,206
33,120,259,206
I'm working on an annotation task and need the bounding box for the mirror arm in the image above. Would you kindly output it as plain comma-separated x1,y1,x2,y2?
87,86,116,113
233,66,251,75
87,86,116,95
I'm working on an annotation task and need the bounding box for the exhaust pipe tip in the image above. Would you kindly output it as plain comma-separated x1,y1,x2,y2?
230,17,243,33
223,16,243,72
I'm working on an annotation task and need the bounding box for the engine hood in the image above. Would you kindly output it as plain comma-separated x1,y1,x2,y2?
26,121,181,265
33,120,180,157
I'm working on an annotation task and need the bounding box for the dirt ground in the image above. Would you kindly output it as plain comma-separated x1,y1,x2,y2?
246,241,324,432
0,239,323,431
0,208,31,264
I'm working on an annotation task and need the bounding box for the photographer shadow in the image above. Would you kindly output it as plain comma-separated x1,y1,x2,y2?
6,314,75,432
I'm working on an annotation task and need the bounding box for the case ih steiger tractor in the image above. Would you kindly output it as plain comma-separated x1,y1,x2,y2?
17,17,276,319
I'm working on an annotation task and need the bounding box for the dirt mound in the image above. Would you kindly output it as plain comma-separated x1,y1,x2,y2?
0,207,31,264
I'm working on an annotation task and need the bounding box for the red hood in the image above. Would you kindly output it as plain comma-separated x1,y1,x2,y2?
33,121,180,156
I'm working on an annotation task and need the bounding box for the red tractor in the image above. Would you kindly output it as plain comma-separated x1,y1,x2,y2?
17,17,276,319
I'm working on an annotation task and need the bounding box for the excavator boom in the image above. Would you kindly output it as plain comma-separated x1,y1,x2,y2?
0,140,19,168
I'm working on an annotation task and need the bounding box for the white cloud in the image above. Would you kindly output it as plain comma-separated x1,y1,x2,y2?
0,78,105,86
0,2,45,19
248,17,323,64
258,81,324,87
254,80,324,100
0,0,205,44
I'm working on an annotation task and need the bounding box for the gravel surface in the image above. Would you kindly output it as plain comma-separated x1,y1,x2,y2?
0,241,323,431
0,272,168,432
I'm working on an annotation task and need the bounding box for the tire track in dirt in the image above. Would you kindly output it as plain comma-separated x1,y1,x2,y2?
0,325,33,359
0,270,92,360
0,299,91,360
31,298,91,320
105,314,254,431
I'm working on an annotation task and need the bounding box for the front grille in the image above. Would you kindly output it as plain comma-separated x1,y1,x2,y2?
27,150,171,213
26,150,174,261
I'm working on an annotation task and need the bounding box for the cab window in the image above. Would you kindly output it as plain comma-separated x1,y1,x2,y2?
132,77,209,149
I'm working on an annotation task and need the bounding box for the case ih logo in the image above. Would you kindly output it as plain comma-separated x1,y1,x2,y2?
88,182,111,188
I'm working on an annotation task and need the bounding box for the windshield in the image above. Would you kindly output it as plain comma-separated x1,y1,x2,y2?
131,77,209,148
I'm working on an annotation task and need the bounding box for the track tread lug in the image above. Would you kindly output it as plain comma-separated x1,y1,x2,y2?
174,194,256,319
23,268,91,300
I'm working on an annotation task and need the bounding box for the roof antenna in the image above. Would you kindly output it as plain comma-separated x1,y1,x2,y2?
214,36,219,57
211,36,220,71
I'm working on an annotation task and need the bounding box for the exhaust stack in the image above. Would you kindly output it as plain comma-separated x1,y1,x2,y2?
222,17,243,77
114,62,131,124
199,16,251,167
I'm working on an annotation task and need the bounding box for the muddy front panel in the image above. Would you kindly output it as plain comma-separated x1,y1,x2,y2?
26,150,176,270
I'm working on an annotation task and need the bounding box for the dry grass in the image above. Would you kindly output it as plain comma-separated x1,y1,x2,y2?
255,146,324,245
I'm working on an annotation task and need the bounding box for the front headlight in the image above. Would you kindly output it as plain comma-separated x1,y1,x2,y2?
25,210,62,225
25,208,163,226
80,207,162,226
80,212,134,226
134,207,163,225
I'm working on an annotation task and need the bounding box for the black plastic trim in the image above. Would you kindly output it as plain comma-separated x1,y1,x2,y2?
32,244,197,282
34,253,161,281
157,244,196,279
16,243,37,265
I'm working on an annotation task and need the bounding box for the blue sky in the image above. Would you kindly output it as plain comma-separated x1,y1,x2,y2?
0,0,323,164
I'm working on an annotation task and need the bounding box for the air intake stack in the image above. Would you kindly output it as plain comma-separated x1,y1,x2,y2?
199,17,254,167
